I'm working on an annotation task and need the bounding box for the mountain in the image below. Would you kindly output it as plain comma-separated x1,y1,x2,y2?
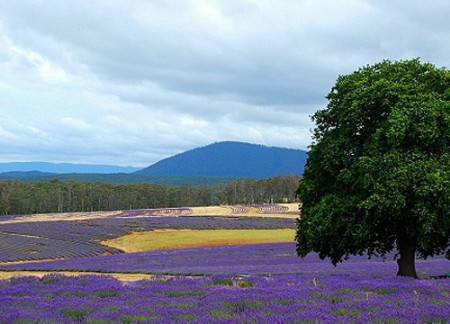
0,162,139,174
136,141,307,178
0,142,307,184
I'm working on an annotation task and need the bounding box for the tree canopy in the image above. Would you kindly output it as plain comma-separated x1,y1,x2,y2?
0,175,300,216
296,59,450,278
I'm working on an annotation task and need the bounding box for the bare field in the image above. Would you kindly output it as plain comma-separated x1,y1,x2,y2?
0,211,122,224
188,203,299,218
102,228,296,253
0,271,154,281
0,203,299,224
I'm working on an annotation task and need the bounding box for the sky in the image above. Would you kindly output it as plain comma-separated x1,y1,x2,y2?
0,1,449,167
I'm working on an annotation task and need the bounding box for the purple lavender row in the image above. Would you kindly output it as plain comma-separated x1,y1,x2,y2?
0,232,121,262
0,216,295,262
115,207,193,217
255,205,289,213
1,216,295,242
230,206,250,213
230,204,290,214
2,242,448,279
0,272,448,323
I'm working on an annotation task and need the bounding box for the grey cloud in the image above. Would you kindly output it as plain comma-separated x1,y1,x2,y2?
0,1,336,106
0,1,449,166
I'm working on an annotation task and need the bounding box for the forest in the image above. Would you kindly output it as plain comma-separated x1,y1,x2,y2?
0,175,300,216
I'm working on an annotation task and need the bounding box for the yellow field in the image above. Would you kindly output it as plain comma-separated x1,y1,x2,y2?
102,228,295,253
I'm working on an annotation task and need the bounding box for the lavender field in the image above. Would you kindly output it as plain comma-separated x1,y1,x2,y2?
1,242,449,278
0,270,449,323
0,213,295,262
1,242,449,323
0,208,449,323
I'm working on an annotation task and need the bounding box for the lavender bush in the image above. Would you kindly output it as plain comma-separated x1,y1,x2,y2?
0,216,295,262
0,233,121,262
1,209,448,323
0,273,448,323
115,207,193,217
229,204,290,214
2,243,448,279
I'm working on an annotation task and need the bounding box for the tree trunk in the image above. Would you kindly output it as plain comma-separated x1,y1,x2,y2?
396,238,418,279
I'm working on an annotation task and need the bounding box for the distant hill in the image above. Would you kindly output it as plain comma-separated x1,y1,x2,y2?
0,171,54,180
0,162,139,174
0,172,236,186
0,142,307,185
136,141,307,178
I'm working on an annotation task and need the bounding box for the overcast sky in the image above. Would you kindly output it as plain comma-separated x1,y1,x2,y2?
0,1,449,167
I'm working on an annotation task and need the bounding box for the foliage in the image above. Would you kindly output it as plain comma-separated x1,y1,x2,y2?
0,175,300,215
0,172,238,186
296,59,450,277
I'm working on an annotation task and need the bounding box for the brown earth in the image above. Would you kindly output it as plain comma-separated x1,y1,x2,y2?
0,271,154,281
0,203,299,224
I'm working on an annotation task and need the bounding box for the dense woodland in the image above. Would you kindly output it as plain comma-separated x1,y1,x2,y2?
0,175,300,216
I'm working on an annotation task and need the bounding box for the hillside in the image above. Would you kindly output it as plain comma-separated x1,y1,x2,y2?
0,162,139,174
0,172,236,186
136,141,307,178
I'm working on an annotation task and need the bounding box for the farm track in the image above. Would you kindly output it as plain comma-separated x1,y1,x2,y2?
0,270,155,281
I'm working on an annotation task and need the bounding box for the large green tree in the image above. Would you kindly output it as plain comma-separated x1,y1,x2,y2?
296,59,450,278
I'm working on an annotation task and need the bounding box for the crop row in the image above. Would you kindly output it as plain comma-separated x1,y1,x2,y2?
1,216,295,242
2,242,449,279
115,207,193,217
230,206,251,213
0,216,295,262
230,204,290,214
0,232,121,262
0,270,448,323
255,205,289,213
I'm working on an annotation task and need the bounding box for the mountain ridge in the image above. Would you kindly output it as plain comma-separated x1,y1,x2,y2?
136,141,307,178
0,142,307,182
0,162,139,174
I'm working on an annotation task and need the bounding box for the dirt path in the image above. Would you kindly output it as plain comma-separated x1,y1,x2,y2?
0,270,155,281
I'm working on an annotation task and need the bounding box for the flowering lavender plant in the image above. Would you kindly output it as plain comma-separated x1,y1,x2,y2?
0,215,295,262
2,243,448,279
0,272,448,323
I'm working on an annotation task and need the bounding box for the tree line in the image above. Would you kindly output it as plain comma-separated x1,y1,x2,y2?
0,175,300,216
